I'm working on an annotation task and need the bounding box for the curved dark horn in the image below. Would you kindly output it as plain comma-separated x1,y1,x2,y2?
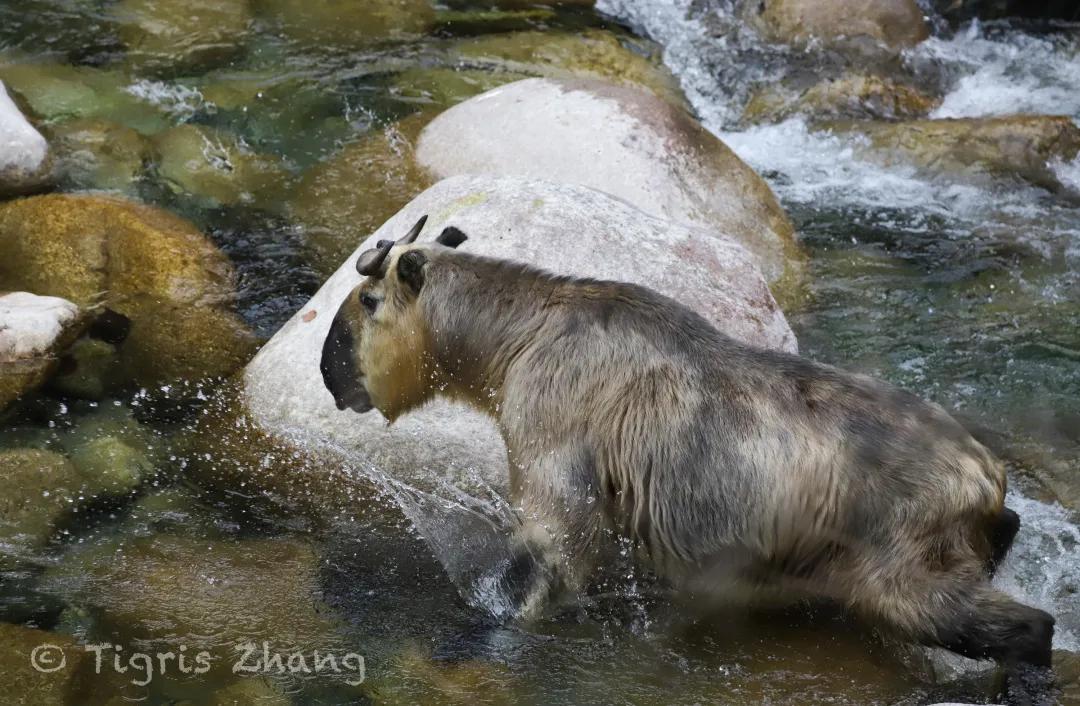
398,215,428,245
356,242,393,277
355,215,430,278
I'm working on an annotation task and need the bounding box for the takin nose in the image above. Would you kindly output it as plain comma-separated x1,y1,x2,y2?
320,314,374,413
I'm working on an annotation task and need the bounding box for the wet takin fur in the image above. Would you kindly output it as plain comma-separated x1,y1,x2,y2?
321,221,1054,703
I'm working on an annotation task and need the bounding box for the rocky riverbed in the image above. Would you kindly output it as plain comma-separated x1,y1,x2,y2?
1,0,1078,704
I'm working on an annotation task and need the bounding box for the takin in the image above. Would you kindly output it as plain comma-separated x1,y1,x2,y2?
320,216,1054,704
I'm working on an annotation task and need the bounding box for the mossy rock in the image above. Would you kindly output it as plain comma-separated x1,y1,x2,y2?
49,118,151,193
0,62,169,133
46,337,117,400
452,29,686,108
0,194,257,386
433,8,556,36
112,0,251,77
743,74,940,125
817,115,1080,193
289,112,434,276
387,67,527,112
254,0,435,49
150,124,291,210
66,436,154,497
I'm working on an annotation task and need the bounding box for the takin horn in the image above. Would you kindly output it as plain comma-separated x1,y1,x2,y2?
355,215,428,277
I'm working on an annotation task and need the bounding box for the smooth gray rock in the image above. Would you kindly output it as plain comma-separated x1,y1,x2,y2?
0,81,50,196
415,78,800,287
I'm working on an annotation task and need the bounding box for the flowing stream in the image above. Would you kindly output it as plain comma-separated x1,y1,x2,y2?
1,0,1078,703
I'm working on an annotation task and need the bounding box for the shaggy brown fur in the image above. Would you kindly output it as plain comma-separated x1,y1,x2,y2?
321,223,1054,704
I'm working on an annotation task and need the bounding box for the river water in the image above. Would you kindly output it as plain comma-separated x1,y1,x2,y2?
1,0,1078,704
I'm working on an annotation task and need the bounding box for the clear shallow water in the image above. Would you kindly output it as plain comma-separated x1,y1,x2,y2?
2,0,1080,703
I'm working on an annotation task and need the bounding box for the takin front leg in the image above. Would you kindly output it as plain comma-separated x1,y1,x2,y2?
852,573,1055,706
497,444,608,621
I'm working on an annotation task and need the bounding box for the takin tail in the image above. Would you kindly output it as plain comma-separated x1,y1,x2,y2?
986,506,1021,578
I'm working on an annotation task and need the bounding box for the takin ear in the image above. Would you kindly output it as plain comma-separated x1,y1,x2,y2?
396,250,428,294
435,226,468,248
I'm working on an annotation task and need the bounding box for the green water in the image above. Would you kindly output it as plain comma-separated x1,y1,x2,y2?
1,0,1079,704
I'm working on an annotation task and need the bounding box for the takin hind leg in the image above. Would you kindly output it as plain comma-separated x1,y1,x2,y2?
852,576,1055,706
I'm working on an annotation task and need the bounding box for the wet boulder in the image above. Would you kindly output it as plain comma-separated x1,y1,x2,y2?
254,0,435,49
150,124,290,210
742,0,929,51
112,0,251,77
239,174,797,513
818,115,1080,194
743,74,940,125
0,194,257,389
0,292,85,412
0,80,51,196
49,118,150,194
0,448,83,556
415,78,801,289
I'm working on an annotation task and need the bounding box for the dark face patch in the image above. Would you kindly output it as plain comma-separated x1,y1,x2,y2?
320,307,373,413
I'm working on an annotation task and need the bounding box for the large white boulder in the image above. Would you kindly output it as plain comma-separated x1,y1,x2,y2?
415,78,801,288
241,174,797,500
0,81,50,196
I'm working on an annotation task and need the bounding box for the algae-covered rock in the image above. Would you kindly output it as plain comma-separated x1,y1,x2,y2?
112,0,251,76
0,292,86,412
0,622,90,706
819,115,1080,193
743,74,940,125
255,0,435,49
0,448,82,552
452,29,686,108
388,67,528,111
46,337,117,400
66,436,153,497
150,124,290,209
433,7,556,35
0,80,51,196
743,0,929,51
416,78,801,288
0,62,168,133
289,112,433,276
49,118,150,193
0,194,257,387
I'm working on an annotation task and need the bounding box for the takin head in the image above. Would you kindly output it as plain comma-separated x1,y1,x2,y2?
319,215,468,421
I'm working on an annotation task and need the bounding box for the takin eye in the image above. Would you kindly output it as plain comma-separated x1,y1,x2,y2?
359,292,379,315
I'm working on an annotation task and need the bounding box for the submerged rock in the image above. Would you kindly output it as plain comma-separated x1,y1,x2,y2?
819,115,1080,193
150,124,290,210
112,0,251,76
289,112,433,276
49,118,150,193
239,175,796,514
44,533,345,681
0,80,50,196
0,194,257,388
0,62,169,134
416,78,801,289
743,74,940,125
0,292,85,412
743,0,930,51
254,0,435,49
0,448,82,553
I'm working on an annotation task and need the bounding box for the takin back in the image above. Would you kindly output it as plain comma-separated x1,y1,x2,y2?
320,216,1055,704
